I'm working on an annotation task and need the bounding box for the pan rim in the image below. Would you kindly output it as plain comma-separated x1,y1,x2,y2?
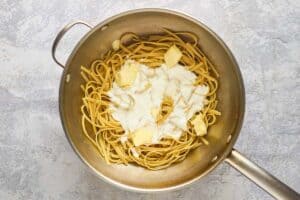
58,8,246,192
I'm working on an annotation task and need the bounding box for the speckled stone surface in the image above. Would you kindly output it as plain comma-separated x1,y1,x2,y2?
0,0,299,199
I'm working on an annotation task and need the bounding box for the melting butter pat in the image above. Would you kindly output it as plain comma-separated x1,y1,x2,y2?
112,40,120,51
131,127,154,146
115,60,139,88
164,45,182,67
191,114,207,136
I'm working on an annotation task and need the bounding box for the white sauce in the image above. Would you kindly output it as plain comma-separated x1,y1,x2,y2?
120,135,128,144
108,60,209,144
130,147,139,158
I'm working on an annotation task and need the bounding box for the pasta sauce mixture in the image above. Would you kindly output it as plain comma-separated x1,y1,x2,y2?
108,60,209,146
80,29,220,170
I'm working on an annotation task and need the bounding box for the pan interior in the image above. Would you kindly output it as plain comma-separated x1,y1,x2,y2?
59,9,245,191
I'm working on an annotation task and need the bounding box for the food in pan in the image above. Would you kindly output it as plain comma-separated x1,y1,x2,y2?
80,29,220,170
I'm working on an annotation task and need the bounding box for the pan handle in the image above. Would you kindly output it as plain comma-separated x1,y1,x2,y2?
225,149,299,200
51,21,92,68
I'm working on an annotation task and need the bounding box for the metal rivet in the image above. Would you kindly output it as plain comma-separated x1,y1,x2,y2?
101,25,108,31
226,134,232,143
211,155,218,163
66,74,71,83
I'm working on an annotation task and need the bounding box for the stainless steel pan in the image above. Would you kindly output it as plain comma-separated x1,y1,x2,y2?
52,8,299,199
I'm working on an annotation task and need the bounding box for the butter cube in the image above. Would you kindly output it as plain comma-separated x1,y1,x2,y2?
131,127,153,146
112,40,120,51
164,45,182,67
115,60,139,88
191,114,207,136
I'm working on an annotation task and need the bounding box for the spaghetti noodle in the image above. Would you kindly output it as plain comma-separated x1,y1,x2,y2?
80,29,220,170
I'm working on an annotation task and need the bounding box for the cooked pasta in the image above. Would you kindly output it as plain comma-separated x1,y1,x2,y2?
80,28,220,170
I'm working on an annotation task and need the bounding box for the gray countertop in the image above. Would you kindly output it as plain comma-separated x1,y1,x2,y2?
0,1,299,199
